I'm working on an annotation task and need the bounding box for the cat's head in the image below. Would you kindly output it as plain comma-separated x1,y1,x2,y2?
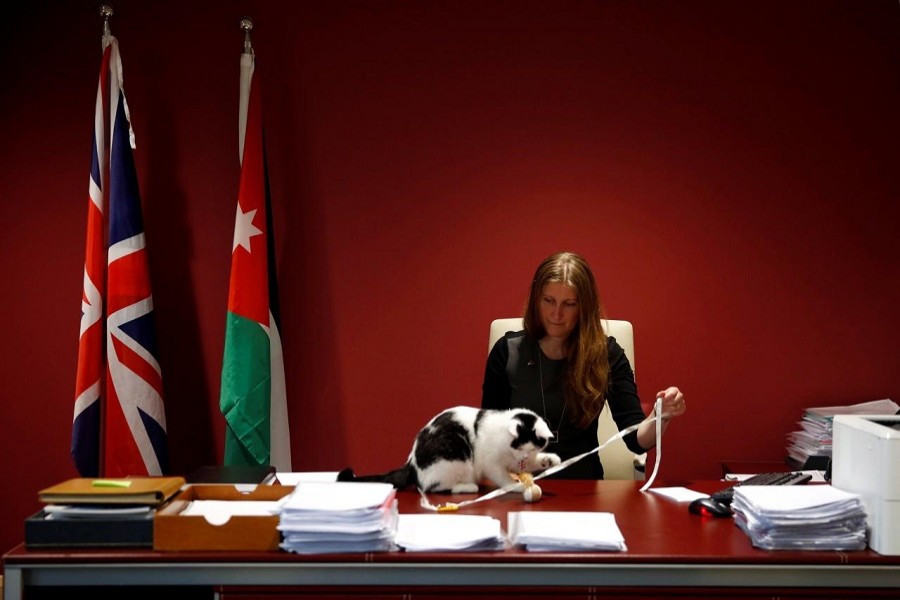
507,409,553,457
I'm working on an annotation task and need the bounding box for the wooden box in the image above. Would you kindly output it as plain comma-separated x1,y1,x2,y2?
154,484,293,551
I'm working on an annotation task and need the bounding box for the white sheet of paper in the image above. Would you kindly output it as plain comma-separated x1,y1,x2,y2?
508,511,626,551
734,484,861,513
276,472,339,485
646,486,709,503
394,514,503,551
280,481,395,512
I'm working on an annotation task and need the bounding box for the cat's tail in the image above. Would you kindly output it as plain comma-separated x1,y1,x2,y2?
337,464,415,489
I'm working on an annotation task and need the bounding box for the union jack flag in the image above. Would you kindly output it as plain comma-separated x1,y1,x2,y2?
71,34,168,477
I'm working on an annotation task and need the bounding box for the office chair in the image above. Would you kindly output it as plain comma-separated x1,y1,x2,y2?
488,318,647,480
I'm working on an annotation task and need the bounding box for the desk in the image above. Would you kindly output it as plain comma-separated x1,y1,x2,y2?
4,480,900,599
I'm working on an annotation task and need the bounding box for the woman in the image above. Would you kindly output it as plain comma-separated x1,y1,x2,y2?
481,251,686,479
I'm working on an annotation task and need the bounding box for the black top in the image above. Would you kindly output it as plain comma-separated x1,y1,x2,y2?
481,331,647,479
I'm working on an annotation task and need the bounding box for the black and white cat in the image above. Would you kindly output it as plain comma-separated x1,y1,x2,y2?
337,406,561,493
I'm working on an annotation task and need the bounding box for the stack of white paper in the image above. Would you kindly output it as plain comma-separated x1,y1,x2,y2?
732,485,867,551
277,481,398,554
43,504,154,520
394,514,505,552
786,399,899,467
507,511,626,552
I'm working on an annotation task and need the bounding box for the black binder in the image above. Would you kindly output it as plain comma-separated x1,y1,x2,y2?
186,465,277,485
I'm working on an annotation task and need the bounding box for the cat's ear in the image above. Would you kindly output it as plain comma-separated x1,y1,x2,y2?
534,419,553,439
508,421,521,438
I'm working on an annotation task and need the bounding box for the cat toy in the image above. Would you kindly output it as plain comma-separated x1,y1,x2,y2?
420,399,665,512
513,472,542,502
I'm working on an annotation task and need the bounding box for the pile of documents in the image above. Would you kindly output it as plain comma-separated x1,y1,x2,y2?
786,399,899,468
277,481,398,554
731,485,867,551
507,511,626,552
394,514,505,552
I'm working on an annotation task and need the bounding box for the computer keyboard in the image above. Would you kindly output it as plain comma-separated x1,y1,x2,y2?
710,471,812,506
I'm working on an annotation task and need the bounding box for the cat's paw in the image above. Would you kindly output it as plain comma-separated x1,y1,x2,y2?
537,452,561,469
336,467,357,482
450,483,480,494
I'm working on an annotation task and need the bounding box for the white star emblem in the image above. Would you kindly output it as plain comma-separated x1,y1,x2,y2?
233,203,263,253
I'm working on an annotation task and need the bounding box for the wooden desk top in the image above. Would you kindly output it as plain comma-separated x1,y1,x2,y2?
5,479,897,567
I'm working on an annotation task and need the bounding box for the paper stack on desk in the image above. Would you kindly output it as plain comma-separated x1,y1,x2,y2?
507,511,627,552
394,514,505,552
277,481,398,554
786,399,899,468
731,485,867,551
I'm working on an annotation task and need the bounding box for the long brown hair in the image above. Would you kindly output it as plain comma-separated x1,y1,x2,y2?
523,251,609,427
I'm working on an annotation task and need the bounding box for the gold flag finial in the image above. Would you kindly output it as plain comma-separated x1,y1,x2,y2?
100,5,113,37
240,17,254,55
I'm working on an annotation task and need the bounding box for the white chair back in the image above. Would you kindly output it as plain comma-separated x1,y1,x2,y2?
489,318,634,370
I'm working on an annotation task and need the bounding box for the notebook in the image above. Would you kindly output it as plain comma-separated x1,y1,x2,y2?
38,476,185,506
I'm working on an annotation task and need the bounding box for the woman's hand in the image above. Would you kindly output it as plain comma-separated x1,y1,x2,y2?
656,386,686,422
638,386,686,449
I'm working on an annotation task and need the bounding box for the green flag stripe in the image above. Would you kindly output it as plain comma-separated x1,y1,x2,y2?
220,311,271,466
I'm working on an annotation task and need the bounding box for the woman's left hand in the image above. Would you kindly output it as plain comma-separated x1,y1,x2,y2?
656,386,686,421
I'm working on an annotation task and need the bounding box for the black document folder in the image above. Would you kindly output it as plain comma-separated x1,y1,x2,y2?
186,465,277,484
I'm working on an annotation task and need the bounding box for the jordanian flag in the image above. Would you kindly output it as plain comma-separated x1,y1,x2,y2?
219,41,292,470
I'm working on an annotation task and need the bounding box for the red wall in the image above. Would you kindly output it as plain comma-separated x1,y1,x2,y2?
2,1,899,555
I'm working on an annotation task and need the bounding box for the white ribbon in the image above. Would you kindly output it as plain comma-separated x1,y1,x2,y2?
639,397,663,492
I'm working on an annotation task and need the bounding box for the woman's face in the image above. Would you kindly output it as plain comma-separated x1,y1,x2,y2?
538,282,580,340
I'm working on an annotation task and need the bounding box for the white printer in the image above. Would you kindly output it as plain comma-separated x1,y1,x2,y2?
832,414,900,555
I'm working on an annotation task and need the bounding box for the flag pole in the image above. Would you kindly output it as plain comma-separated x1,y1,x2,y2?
73,3,117,478
98,2,113,477
238,17,254,163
